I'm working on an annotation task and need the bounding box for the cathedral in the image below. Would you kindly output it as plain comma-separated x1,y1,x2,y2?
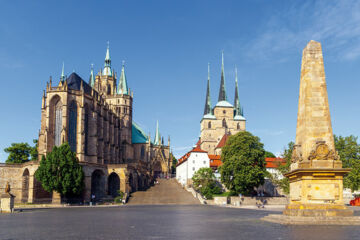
199,52,246,155
0,44,171,203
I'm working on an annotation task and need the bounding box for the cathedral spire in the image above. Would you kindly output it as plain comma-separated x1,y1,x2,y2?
60,62,65,82
154,120,160,145
234,66,242,116
218,51,227,102
103,41,112,76
117,60,129,95
89,64,95,87
203,63,212,116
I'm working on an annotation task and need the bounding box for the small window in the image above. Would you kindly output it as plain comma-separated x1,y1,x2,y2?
203,161,206,164
237,123,240,130
192,167,195,171
193,160,195,164
208,122,211,128
222,119,227,128
223,110,226,114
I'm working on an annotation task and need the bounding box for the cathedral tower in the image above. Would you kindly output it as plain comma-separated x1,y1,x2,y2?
94,42,117,96
200,52,246,154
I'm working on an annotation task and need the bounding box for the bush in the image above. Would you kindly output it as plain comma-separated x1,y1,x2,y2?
192,167,222,199
114,190,124,203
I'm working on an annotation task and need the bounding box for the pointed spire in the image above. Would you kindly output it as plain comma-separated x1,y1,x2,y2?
117,60,129,95
103,41,112,76
234,66,242,116
204,63,212,115
154,120,160,145
60,62,65,82
218,51,227,102
89,64,95,87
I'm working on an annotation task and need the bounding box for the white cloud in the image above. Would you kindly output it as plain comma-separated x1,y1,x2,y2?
236,0,360,62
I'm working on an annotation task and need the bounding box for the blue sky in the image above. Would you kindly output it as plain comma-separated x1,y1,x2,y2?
1,0,360,161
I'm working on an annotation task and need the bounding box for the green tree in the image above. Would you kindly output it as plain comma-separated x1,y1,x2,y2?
4,143,32,164
192,167,221,199
170,153,177,174
334,135,360,191
271,141,293,194
220,131,267,195
265,151,276,158
30,139,38,161
35,142,84,196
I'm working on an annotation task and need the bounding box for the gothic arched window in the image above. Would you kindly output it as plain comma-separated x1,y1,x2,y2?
54,99,62,146
237,123,240,130
208,122,211,129
68,101,78,152
222,119,227,128
141,146,145,160
84,105,89,155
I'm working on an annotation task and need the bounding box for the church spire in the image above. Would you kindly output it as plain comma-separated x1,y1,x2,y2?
234,66,242,116
60,62,65,82
103,41,112,76
218,51,227,102
89,64,95,87
117,60,129,95
203,63,212,116
154,120,160,145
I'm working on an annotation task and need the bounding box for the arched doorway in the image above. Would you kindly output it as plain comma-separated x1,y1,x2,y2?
22,169,30,203
91,170,105,201
108,172,120,197
128,173,134,193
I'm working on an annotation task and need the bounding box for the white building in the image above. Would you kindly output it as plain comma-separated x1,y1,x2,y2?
176,146,210,186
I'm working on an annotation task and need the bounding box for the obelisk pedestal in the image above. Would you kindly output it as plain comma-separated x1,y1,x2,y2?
263,40,360,224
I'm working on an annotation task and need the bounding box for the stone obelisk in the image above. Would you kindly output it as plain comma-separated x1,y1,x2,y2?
263,40,360,224
284,40,352,217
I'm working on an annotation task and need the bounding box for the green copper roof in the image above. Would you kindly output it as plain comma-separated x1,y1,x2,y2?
103,42,112,76
132,122,148,144
154,120,161,145
234,66,242,116
89,64,95,87
117,61,129,95
60,62,65,82
203,63,212,116
218,51,227,102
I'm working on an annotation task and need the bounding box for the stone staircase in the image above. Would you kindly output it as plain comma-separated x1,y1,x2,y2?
127,178,200,205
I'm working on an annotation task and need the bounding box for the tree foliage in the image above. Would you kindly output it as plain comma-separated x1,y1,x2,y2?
35,142,84,196
4,143,32,164
271,141,293,194
170,153,177,174
334,135,360,191
192,167,221,199
265,151,276,158
219,131,266,195
4,140,38,164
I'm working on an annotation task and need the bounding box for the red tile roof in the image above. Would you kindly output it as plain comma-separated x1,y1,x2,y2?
215,133,230,149
265,158,286,168
208,154,222,168
190,145,207,153
176,144,207,167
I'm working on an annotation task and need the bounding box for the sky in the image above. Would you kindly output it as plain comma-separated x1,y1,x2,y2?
1,0,360,161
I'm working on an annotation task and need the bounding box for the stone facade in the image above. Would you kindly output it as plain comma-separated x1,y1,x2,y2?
0,45,171,204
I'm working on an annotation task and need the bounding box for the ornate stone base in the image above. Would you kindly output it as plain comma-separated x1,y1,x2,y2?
284,203,353,217
1,193,15,213
262,214,360,225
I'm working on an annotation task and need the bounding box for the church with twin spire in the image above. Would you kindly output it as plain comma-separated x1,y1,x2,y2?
199,52,246,155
